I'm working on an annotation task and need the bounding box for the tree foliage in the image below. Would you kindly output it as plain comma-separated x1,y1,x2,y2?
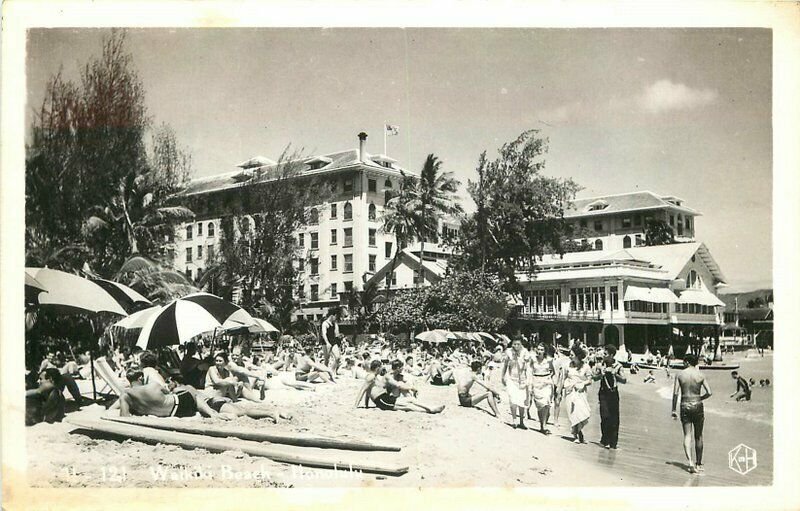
449,130,581,290
25,30,193,277
644,218,675,246
197,149,330,330
342,276,383,338
377,269,510,333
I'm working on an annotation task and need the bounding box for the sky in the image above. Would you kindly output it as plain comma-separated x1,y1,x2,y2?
26,28,773,292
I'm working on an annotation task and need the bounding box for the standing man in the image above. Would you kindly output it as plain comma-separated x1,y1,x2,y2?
320,307,341,371
593,344,626,449
671,354,713,474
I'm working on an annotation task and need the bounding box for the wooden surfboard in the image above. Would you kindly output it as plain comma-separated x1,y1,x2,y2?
67,417,408,476
102,415,401,452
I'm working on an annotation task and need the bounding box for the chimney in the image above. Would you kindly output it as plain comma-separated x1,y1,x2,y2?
358,132,368,162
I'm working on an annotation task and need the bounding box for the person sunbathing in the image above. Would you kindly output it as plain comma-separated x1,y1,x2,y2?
113,369,223,419
455,360,500,418
386,360,445,414
426,357,455,386
292,346,336,383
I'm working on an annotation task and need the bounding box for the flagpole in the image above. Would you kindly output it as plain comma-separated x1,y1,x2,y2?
383,120,387,155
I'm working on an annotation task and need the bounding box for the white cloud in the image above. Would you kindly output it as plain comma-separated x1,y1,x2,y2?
638,79,718,113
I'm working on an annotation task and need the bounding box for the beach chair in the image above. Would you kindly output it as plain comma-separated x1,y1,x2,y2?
93,356,129,396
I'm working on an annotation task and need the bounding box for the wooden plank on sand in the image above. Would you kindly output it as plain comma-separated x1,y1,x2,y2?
67,417,408,476
102,415,401,452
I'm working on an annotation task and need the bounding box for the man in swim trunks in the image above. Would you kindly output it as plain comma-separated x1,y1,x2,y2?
426,356,455,386
671,354,713,474
730,371,752,401
455,360,500,418
385,360,445,414
293,346,336,383
115,369,223,419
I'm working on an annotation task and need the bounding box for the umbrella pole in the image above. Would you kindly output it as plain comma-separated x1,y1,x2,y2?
90,344,97,402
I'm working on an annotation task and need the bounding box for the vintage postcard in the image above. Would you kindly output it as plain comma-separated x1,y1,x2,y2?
2,1,799,510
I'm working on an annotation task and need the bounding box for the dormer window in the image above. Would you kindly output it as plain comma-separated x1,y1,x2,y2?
586,200,609,212
306,156,332,171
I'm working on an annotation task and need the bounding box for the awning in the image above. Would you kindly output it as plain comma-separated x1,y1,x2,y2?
623,285,679,303
676,289,725,307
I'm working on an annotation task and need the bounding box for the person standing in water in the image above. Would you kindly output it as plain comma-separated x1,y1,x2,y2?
671,354,713,474
501,338,529,429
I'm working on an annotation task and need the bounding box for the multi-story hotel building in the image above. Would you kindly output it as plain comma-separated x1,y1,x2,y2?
169,132,420,321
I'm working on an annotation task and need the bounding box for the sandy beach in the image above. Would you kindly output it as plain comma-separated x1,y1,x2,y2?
25,352,772,488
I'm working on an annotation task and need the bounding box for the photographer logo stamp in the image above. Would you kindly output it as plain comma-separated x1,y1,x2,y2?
728,444,757,475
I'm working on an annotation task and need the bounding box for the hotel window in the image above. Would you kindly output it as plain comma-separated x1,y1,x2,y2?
368,203,377,221
594,220,603,231
309,208,319,225
413,273,422,285
186,268,193,280
310,232,319,250
207,222,215,237
344,202,353,221
369,229,377,246
197,223,203,236
298,233,304,247
330,229,337,245
569,287,605,312
579,219,587,228
167,248,175,261
343,177,353,193
330,283,338,298
344,281,353,292
622,217,631,228
344,254,353,273
385,241,393,258
634,215,642,227
298,258,305,272
669,215,675,226
330,203,338,219
368,179,377,193
298,286,306,299
369,254,376,272
196,245,203,260
344,228,353,247
594,239,603,250
384,178,393,189
686,217,692,230
207,245,215,260
525,288,561,314
385,271,397,288
311,284,319,301
186,225,193,240
623,235,632,249
610,287,619,310
635,234,644,246
331,254,338,271
687,270,702,289
185,248,192,263
385,190,393,204
310,257,319,275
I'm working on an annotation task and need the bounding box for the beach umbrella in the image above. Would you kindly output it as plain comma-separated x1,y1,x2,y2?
223,316,279,334
89,277,152,313
415,329,455,344
136,293,254,349
475,332,496,343
112,306,160,330
25,267,128,316
25,270,48,304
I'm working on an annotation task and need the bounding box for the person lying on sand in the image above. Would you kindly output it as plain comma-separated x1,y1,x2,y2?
454,361,500,418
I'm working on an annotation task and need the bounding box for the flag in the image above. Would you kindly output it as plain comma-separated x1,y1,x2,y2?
385,124,400,136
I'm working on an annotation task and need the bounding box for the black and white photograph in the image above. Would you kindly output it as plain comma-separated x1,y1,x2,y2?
2,2,799,510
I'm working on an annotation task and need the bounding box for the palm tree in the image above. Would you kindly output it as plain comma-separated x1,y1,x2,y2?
343,277,383,339
83,168,195,274
408,154,463,287
380,172,418,293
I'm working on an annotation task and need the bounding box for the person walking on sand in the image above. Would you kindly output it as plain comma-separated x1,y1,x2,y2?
501,338,530,429
593,345,626,449
527,343,556,434
671,354,712,474
455,360,501,418
551,346,570,424
563,345,592,443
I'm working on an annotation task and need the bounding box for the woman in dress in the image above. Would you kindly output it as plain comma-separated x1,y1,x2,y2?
501,338,529,429
527,342,555,435
563,345,593,443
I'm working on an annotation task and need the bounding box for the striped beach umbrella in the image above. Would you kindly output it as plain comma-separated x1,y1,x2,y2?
135,293,254,349
25,267,128,316
415,329,456,344
112,306,160,330
89,277,152,313
222,317,280,334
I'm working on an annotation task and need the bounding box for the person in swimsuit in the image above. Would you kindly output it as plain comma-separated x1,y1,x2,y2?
563,345,592,443
501,338,529,429
455,360,500,418
113,369,222,419
354,359,396,410
527,343,556,434
426,356,455,386
730,371,752,401
320,307,341,371
671,354,712,474
386,360,446,414
292,346,336,383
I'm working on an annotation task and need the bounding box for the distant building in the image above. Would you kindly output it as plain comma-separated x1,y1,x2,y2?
366,242,452,291
166,132,457,322
564,191,699,251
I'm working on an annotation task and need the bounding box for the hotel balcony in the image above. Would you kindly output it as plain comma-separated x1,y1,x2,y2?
671,312,721,325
